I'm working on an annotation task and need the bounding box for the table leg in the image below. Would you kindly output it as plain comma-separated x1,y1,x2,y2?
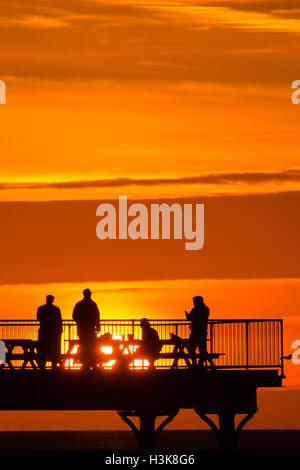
6,346,15,370
170,345,179,369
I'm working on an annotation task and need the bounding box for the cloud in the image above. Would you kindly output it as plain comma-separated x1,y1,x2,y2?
0,1,158,30
99,0,300,35
3,1,300,34
1,169,300,191
1,0,299,85
1,15,70,28
154,3,300,35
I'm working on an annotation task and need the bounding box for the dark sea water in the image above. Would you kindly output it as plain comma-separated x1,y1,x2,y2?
0,430,299,450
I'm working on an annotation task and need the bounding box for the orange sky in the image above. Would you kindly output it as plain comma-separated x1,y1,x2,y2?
0,0,300,431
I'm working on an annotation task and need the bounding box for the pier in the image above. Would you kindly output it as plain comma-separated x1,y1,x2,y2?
0,319,284,450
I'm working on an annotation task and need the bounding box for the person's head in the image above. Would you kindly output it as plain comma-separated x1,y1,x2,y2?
193,296,203,307
46,295,54,305
140,318,150,329
83,288,92,299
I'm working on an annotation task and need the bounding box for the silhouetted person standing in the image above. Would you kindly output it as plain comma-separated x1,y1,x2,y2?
72,289,100,370
37,295,62,370
139,318,161,369
185,296,210,368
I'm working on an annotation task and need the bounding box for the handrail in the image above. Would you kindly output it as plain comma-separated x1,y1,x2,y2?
0,318,283,322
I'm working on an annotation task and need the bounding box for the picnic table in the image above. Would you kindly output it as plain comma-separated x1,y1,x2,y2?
63,334,223,370
0,335,224,370
0,339,39,370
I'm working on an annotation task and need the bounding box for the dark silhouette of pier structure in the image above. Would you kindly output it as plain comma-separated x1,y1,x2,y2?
0,319,284,450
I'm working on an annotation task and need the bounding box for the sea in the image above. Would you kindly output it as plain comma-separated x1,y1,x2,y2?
0,430,299,450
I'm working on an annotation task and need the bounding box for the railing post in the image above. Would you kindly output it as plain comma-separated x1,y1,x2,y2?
68,323,71,354
246,321,249,370
210,322,214,354
280,319,284,377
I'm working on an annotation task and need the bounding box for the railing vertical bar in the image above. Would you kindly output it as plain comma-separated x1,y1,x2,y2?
246,321,249,370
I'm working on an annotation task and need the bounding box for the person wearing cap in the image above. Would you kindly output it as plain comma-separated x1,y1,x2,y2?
37,295,63,369
72,289,100,370
138,318,161,369
185,296,210,368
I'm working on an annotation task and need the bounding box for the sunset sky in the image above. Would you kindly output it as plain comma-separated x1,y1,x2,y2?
0,0,299,430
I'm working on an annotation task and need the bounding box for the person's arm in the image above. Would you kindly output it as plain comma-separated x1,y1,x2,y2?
72,304,78,323
155,330,162,352
185,309,192,320
57,308,63,333
204,306,210,324
37,307,41,322
94,304,100,333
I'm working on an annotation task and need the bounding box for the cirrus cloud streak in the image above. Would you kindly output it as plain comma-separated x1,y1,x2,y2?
1,168,300,191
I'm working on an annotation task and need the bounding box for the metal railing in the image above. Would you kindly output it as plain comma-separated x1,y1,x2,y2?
0,319,283,373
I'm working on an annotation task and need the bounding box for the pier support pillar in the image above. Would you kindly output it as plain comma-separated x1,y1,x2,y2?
195,407,257,450
218,411,237,450
118,409,178,450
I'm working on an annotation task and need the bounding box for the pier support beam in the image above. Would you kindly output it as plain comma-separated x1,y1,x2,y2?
195,408,258,450
118,409,179,450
